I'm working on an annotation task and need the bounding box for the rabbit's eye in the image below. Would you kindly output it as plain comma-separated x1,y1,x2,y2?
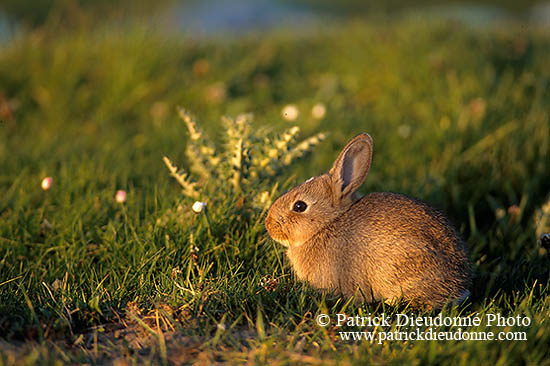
292,200,307,212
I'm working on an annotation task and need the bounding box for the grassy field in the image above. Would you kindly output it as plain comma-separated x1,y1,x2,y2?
1,14,550,365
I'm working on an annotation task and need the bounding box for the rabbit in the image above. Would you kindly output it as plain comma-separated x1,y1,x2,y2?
265,133,472,308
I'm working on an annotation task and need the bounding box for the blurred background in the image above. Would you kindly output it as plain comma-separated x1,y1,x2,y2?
1,0,549,220
1,0,550,39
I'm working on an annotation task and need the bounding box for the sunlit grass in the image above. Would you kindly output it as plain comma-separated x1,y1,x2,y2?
1,18,550,365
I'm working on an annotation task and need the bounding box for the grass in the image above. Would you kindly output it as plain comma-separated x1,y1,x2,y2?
1,16,550,365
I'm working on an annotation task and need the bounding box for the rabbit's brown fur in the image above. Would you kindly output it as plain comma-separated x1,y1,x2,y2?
265,133,472,308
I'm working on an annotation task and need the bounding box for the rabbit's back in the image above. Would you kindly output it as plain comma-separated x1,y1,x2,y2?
344,192,472,307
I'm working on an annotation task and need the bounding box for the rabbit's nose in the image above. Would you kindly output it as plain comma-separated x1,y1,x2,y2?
265,211,282,235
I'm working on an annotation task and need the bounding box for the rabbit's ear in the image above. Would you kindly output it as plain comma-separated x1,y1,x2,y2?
329,133,373,204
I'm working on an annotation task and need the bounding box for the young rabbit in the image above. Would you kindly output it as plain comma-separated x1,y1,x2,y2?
265,133,472,308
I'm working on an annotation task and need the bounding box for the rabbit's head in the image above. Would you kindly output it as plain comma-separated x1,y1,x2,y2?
265,133,373,247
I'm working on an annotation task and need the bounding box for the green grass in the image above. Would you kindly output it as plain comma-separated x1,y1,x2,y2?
1,17,550,365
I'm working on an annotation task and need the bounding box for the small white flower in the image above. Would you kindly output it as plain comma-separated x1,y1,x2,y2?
41,218,52,230
192,201,207,213
115,190,127,203
171,267,181,278
41,177,53,191
311,103,326,119
51,279,62,291
397,124,411,139
281,104,299,121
